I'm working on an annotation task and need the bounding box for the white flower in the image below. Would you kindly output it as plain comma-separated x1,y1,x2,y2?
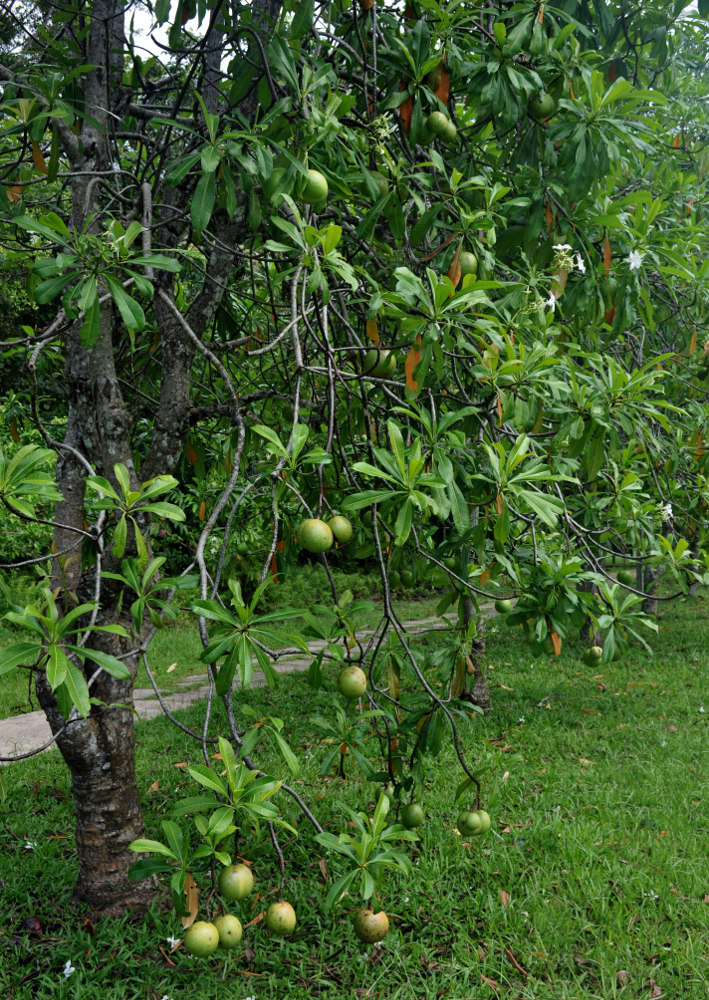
627,250,644,271
24,840,37,850
62,960,76,978
160,996,174,1000
700,707,705,714
546,293,556,312
166,934,180,948
662,503,673,522
552,243,572,251
575,253,586,274
518,717,526,724
661,740,667,747
642,890,659,900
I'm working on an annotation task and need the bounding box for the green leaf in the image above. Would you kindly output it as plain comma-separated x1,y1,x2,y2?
104,275,145,332
191,171,216,236
270,728,300,776
290,0,314,38
72,646,131,679
61,660,91,718
46,643,68,690
128,838,179,859
187,764,228,797
0,642,41,674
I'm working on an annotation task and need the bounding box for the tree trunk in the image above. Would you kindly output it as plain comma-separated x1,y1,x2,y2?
462,595,490,711
35,663,152,914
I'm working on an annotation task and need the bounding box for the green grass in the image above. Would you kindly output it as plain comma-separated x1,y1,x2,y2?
1,594,709,998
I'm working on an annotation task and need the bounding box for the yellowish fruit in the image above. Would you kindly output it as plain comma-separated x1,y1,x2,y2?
214,914,243,949
353,908,389,943
183,921,219,958
218,863,254,901
265,900,296,936
298,518,334,553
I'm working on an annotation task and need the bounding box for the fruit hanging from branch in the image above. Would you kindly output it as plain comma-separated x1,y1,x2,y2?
298,518,334,553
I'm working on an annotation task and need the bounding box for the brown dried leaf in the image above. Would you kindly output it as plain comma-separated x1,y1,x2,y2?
181,872,199,930
499,889,510,908
318,856,328,880
616,970,630,986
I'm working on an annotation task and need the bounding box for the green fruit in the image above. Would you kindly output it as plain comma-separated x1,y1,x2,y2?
236,541,249,556
353,908,389,943
583,645,604,667
494,599,512,614
218,863,254,902
298,518,334,553
338,665,367,699
457,810,472,835
476,810,491,833
328,515,353,544
389,569,401,588
301,169,328,204
617,568,635,587
441,118,457,143
400,569,414,587
383,781,396,804
426,110,451,138
543,635,555,655
460,252,478,277
401,802,425,828
183,921,220,958
265,900,297,936
362,348,396,378
443,557,457,571
214,914,243,949
529,92,556,119
464,811,482,835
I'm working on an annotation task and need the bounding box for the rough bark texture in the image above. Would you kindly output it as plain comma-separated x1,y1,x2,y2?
463,595,491,711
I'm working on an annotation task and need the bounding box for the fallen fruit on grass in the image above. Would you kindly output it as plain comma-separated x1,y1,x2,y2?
183,921,220,958
218,863,254,902
353,908,390,943
494,599,512,614
328,515,353,544
214,914,243,949
338,665,368,699
401,802,425,828
298,518,334,553
265,901,297,936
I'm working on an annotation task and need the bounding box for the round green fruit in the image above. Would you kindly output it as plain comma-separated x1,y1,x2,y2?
426,110,451,138
362,348,396,378
400,569,414,587
383,781,396,805
236,541,249,556
583,645,604,667
457,811,472,835
401,802,425,829
214,914,243,949
476,810,491,834
389,569,401,588
338,665,368,699
443,557,457,571
183,921,220,958
301,169,328,204
617,568,635,587
265,900,297,936
218,863,254,902
464,811,482,835
529,92,556,119
460,252,478,277
328,515,353,544
298,518,334,554
441,118,457,143
494,599,512,614
353,908,390,943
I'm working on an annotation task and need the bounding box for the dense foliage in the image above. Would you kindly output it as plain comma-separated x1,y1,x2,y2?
1,0,709,923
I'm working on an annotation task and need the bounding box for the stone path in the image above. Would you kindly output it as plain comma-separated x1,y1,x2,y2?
0,612,482,759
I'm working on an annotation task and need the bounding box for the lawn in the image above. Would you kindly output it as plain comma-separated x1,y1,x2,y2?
1,591,708,999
